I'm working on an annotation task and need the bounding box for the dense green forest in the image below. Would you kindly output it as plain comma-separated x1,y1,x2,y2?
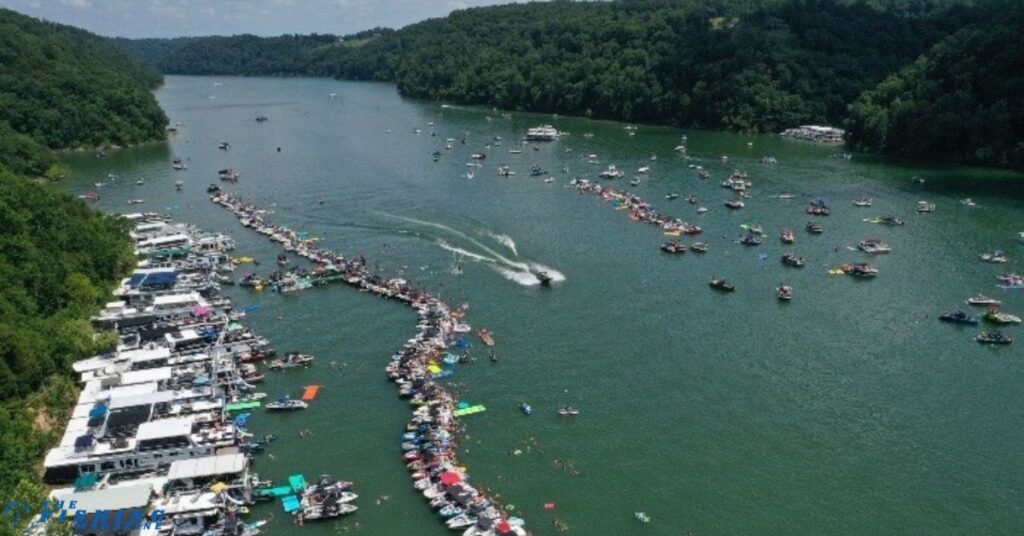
845,3,1023,168
0,8,167,151
0,9,147,533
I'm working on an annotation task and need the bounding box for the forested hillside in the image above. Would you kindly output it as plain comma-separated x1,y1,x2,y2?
0,9,146,531
845,3,1023,168
0,8,167,151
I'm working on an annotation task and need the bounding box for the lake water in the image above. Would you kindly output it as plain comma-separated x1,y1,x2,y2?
61,76,1024,535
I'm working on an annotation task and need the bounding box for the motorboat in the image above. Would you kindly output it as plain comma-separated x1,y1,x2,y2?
960,198,977,207
219,169,240,181
777,284,793,301
497,165,514,177
984,310,1022,324
690,242,709,253
938,310,979,325
128,199,145,205
529,164,544,176
629,178,641,187
687,195,698,204
858,239,891,254
471,153,486,160
976,331,1013,345
447,514,477,529
980,250,1008,263
805,222,824,234
781,254,804,268
207,184,221,193
724,200,744,210
277,253,288,266
218,141,230,150
265,396,308,411
841,263,879,278
805,200,831,216
853,197,872,207
660,241,687,254
599,165,623,179
478,329,495,347
637,165,650,174
697,207,708,214
532,270,552,286
967,295,1001,306
519,403,533,416
739,233,762,246
665,193,679,201
558,406,580,416
917,201,936,213
709,277,735,292
879,215,905,226
525,125,559,141
780,229,795,244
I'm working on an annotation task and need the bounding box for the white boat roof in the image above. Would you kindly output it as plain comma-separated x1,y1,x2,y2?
136,416,194,441
124,346,173,364
119,367,173,385
88,382,159,403
153,292,201,306
109,391,175,410
52,483,153,511
139,233,190,246
166,453,246,480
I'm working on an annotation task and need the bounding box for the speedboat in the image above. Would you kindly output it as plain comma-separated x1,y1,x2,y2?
265,396,308,411
858,239,891,254
917,201,936,213
777,284,793,301
207,184,221,193
629,178,641,187
637,165,650,174
938,310,979,325
841,263,879,278
709,277,735,292
599,165,622,179
665,193,679,201
724,200,744,210
558,406,579,416
268,352,314,370
218,141,230,150
780,229,795,244
960,198,977,207
532,270,552,286
660,242,687,254
447,514,477,529
853,197,872,207
967,295,1001,306
689,241,709,253
781,254,804,268
976,331,1013,345
697,207,708,214
980,250,1008,263
984,310,1022,324
879,215,905,226
805,200,831,216
805,222,823,234
519,403,533,416
478,329,495,347
127,199,145,205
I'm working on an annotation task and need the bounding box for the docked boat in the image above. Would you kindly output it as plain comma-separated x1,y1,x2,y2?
478,329,495,347
841,263,879,278
776,284,793,301
853,197,872,207
939,310,979,325
265,396,308,411
724,200,744,210
976,331,1013,345
781,254,804,268
858,238,891,254
660,241,687,254
967,295,1001,306
599,165,623,179
709,277,735,292
984,310,1022,324
805,222,824,234
917,201,936,213
980,250,1008,263
447,514,477,529
525,125,559,141
268,352,314,370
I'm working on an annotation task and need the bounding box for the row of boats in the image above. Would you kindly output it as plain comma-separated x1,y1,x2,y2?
211,192,531,535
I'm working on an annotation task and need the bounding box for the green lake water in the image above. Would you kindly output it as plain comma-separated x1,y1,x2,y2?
60,76,1024,535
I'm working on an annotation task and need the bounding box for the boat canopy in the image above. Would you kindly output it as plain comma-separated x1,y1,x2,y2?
167,453,247,481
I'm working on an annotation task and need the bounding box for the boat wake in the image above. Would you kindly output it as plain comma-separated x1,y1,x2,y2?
375,210,563,287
